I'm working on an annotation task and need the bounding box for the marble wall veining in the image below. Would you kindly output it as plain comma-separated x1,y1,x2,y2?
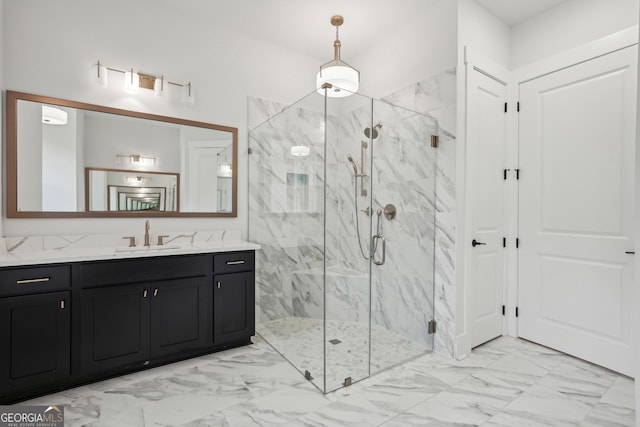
248,67,457,361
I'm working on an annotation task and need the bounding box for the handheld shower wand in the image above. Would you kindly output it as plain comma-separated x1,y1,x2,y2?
347,154,358,176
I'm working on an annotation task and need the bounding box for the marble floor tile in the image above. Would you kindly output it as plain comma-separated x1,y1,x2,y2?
493,383,593,425
16,334,635,427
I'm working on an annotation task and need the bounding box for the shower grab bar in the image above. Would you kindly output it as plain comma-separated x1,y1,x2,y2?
372,234,385,265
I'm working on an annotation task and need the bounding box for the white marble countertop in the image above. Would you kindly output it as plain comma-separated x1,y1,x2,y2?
0,240,260,268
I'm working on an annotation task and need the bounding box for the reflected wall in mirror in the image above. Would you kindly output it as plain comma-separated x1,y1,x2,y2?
6,91,238,218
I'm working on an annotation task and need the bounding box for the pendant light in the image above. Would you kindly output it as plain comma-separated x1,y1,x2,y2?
316,15,359,98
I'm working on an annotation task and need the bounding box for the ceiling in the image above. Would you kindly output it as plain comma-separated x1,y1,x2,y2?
474,0,569,26
159,0,433,61
159,0,570,61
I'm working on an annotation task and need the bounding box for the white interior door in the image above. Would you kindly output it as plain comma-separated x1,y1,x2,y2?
468,68,507,348
518,46,636,376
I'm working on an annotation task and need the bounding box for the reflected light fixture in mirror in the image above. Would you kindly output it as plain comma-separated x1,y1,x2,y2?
115,153,156,166
42,105,68,125
125,176,151,185
316,15,359,98
290,145,310,157
217,164,232,177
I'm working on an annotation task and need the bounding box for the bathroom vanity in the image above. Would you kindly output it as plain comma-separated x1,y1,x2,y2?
0,245,256,403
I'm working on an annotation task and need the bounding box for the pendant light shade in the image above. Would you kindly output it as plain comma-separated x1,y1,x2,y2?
316,15,359,98
316,65,359,98
42,105,68,125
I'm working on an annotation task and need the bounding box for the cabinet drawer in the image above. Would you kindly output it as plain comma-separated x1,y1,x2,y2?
214,251,254,274
0,265,70,297
77,254,207,288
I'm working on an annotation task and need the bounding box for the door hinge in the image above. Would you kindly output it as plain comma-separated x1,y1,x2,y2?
502,305,505,316
515,307,519,317
517,102,520,112
248,147,253,154
504,102,507,113
516,238,520,248
428,320,437,334
431,135,440,148
503,237,506,248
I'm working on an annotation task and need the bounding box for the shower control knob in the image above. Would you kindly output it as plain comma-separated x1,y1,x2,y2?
471,239,486,247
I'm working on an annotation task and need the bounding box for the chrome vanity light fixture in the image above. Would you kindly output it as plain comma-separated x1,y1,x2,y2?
316,15,360,98
92,60,194,102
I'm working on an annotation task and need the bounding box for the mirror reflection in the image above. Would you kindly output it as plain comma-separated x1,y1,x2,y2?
86,168,178,212
7,91,238,218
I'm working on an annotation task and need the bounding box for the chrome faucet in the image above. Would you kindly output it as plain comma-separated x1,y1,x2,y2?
144,220,151,247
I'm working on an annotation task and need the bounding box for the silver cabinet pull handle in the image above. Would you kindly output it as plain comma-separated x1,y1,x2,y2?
60,300,65,309
226,260,245,265
16,277,50,285
143,289,148,298
153,288,158,297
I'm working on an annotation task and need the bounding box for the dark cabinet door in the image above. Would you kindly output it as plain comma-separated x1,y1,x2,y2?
0,291,70,396
213,271,255,344
81,284,150,375
150,277,207,358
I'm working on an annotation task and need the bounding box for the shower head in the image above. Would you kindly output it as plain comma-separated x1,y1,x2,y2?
364,123,383,139
346,154,358,175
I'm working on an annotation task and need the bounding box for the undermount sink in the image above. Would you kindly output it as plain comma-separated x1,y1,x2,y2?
114,245,181,253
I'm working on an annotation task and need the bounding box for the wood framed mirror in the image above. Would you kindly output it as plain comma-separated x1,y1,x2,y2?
6,90,238,218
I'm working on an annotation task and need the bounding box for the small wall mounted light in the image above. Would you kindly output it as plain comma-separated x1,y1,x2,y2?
42,105,68,125
93,60,193,101
316,15,359,98
124,68,139,93
93,60,108,87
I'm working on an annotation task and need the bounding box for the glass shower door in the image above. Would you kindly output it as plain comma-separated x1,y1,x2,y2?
323,93,373,392
249,90,327,392
369,99,437,374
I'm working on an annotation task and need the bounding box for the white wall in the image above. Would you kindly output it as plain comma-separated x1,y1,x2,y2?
510,0,639,69
1,0,457,238
354,0,457,98
459,0,510,67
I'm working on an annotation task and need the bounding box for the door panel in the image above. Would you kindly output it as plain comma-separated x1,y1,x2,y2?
150,277,207,358
214,271,254,344
81,284,150,373
518,46,636,376
468,69,507,348
0,292,70,394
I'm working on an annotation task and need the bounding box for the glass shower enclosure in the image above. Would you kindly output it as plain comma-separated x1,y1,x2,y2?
248,88,438,393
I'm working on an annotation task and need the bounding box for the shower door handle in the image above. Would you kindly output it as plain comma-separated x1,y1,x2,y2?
372,234,386,266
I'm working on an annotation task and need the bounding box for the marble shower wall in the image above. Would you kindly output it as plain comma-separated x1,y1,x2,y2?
248,67,457,357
